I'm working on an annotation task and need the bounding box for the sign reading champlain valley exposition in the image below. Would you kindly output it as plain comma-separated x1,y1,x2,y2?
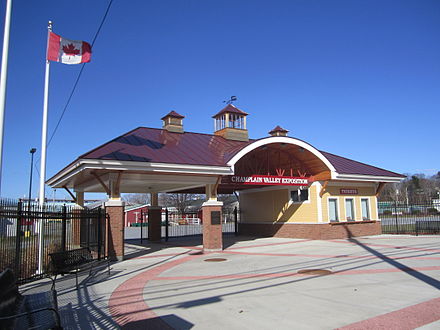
223,175,309,186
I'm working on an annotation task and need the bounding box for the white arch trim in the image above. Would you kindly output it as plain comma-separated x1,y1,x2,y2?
227,136,337,175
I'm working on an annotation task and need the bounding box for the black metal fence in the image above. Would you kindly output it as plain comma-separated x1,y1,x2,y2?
127,207,239,243
0,199,106,283
379,201,440,235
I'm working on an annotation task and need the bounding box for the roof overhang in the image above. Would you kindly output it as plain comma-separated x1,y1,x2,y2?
47,158,232,193
333,173,403,183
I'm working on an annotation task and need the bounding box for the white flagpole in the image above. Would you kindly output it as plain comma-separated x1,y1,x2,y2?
38,21,52,274
0,0,13,196
39,21,52,206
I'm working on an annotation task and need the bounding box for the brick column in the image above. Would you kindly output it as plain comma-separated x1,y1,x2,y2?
105,200,125,261
202,200,223,253
148,206,162,242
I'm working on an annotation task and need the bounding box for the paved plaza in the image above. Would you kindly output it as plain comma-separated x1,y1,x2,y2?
22,235,440,329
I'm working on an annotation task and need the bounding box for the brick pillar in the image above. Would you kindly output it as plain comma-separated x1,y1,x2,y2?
202,200,223,253
148,206,162,242
105,200,125,261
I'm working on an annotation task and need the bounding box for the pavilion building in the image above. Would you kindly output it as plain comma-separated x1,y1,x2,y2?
47,104,404,259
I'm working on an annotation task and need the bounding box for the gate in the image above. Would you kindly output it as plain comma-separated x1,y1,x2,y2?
130,206,239,242
0,199,107,283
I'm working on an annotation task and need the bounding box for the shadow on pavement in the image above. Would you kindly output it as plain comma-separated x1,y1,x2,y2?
343,227,440,290
122,314,193,329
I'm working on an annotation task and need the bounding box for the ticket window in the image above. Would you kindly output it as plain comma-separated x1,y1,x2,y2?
361,198,370,220
345,199,355,221
290,188,309,203
329,198,339,222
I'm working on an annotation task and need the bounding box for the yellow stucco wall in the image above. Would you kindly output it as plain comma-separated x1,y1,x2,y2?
239,182,379,224
240,184,319,223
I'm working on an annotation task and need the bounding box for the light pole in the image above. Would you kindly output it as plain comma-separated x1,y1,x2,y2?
27,148,36,232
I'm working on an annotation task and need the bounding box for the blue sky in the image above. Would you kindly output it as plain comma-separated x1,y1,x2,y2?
0,0,439,199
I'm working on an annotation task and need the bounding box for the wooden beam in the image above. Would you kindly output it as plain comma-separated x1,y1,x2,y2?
63,186,77,203
312,171,332,182
211,176,222,197
115,171,123,196
320,180,329,198
375,182,386,197
91,172,111,195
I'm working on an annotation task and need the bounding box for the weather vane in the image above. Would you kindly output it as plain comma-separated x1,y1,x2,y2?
223,96,237,105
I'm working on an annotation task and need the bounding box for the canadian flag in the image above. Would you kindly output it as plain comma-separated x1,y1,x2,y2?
47,32,92,64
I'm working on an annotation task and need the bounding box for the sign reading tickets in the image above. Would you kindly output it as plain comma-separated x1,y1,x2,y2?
227,175,309,186
340,188,358,195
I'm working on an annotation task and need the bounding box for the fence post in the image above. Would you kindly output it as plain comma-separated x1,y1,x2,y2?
14,200,23,279
61,205,67,252
86,210,91,249
165,208,169,242
97,208,102,260
394,200,399,234
140,210,143,244
234,206,238,236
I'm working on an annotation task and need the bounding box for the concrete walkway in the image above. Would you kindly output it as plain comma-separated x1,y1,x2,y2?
22,235,440,329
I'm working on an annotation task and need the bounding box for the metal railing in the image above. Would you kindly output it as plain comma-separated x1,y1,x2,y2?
0,199,106,283
379,201,440,235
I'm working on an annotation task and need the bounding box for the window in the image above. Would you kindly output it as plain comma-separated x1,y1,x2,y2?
290,188,309,203
345,199,355,221
328,198,339,222
361,198,370,220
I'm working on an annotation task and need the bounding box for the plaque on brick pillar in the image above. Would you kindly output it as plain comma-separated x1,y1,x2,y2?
211,211,221,225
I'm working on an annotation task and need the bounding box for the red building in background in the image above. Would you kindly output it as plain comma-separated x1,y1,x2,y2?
124,204,149,227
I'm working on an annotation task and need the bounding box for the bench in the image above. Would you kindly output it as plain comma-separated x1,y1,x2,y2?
48,247,110,290
0,268,62,330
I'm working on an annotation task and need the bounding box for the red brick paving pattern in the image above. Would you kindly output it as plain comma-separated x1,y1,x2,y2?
109,239,440,329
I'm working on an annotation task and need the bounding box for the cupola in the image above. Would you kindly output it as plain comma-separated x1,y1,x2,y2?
212,104,248,141
161,111,184,133
269,125,289,137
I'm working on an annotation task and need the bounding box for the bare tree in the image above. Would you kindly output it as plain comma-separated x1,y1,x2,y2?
122,193,150,205
160,193,196,214
379,173,440,203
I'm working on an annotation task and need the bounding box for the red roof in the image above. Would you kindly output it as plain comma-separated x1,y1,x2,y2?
81,127,252,166
79,127,404,178
212,104,249,118
269,125,289,134
320,151,404,177
161,111,185,120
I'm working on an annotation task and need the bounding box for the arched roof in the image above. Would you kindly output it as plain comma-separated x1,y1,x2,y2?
227,136,337,174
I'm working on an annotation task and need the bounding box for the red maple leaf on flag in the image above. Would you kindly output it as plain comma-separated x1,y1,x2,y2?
62,43,80,56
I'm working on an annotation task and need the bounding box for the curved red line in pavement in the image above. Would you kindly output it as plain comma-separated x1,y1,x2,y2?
336,296,440,330
152,266,440,281
225,239,312,250
222,250,440,260
133,252,193,260
108,253,202,327
329,240,440,253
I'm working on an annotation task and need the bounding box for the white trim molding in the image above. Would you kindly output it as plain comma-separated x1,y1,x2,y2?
334,173,403,183
315,181,323,222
